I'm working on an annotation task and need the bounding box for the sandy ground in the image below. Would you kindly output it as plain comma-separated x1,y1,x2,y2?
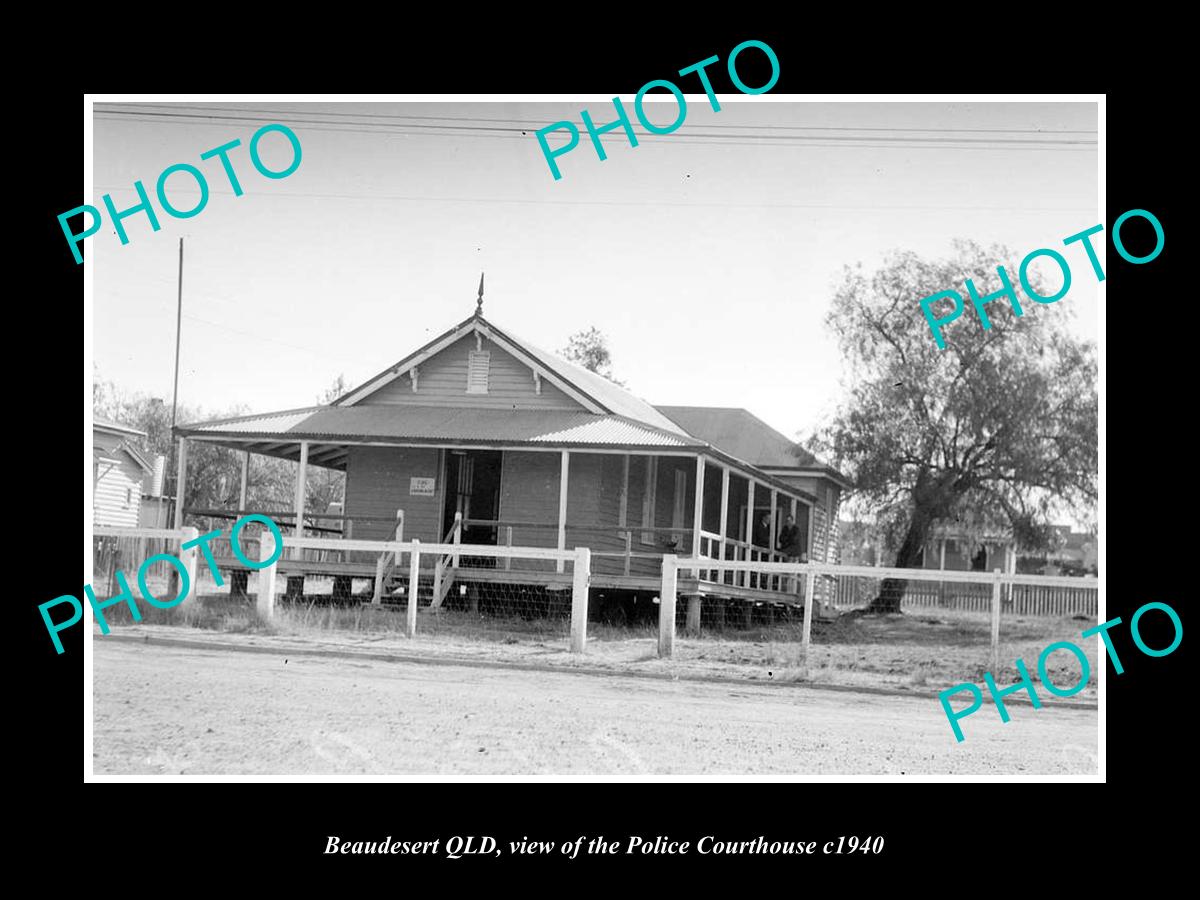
93,634,1098,776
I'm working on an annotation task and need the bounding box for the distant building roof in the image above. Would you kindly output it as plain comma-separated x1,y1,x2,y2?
94,419,153,473
655,406,819,469
94,441,154,473
94,418,147,438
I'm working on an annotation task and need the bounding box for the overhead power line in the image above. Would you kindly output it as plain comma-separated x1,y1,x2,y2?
96,102,1099,135
93,183,1097,214
93,109,1097,150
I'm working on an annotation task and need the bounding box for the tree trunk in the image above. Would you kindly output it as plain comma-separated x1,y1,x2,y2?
869,504,939,613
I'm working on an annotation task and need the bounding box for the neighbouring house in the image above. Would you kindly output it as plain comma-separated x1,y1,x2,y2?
838,520,1097,576
921,525,1017,575
1017,525,1098,576
175,303,849,618
833,519,1097,615
93,419,154,527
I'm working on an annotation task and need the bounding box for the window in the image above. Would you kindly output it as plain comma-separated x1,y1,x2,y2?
466,350,490,393
971,545,988,571
124,487,132,507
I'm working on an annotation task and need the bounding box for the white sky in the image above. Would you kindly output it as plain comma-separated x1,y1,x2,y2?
92,99,1098,450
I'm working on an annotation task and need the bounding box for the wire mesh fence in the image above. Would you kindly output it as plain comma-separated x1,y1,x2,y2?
92,532,182,602
661,558,1101,695
86,522,1100,693
801,570,1000,687
89,527,590,650
91,525,264,629
253,537,590,651
412,577,577,644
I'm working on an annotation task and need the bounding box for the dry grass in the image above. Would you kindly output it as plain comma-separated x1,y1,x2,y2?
99,594,1098,698
97,592,270,633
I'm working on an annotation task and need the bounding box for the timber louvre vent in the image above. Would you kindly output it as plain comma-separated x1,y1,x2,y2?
466,350,490,393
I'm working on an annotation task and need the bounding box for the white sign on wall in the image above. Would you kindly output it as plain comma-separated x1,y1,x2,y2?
409,477,436,497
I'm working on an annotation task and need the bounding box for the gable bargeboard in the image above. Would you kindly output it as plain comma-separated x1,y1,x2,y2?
352,333,582,411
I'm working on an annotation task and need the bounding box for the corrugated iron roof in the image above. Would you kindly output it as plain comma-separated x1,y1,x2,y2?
656,406,819,468
179,406,695,447
488,320,693,438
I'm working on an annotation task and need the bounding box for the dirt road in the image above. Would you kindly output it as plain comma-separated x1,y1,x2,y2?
92,638,1098,776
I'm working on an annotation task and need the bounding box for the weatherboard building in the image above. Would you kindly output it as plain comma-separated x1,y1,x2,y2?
176,299,849,620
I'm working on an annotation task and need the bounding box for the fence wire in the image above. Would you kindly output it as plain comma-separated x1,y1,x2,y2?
88,525,1100,692
662,560,1100,695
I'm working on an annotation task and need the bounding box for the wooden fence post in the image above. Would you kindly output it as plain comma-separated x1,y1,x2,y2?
372,553,386,606
686,596,702,636
256,528,278,620
658,555,678,658
570,547,590,653
802,568,816,661
990,568,1002,672
406,540,420,639
179,526,199,607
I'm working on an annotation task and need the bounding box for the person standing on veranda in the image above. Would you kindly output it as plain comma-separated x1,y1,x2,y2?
777,514,806,595
778,515,804,562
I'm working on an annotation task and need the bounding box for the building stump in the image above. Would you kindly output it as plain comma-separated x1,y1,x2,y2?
230,569,250,600
332,575,354,604
285,575,305,601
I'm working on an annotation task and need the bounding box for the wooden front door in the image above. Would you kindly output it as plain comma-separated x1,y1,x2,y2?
442,450,503,545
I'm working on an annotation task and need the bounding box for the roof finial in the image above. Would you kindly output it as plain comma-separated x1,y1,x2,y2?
476,272,485,315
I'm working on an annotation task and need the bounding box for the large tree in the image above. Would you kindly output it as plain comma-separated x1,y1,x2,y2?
561,327,625,386
817,240,1098,611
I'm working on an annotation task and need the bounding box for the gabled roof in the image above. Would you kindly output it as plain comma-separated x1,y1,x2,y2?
334,313,690,438
94,440,154,473
119,441,154,473
492,320,689,437
93,419,154,472
175,309,833,500
655,406,818,469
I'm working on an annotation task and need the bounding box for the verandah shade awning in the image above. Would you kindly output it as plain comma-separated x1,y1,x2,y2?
176,406,701,467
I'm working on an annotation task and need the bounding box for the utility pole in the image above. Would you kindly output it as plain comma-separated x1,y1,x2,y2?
168,238,184,519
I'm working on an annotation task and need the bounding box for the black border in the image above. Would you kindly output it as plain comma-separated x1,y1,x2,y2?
23,26,1185,881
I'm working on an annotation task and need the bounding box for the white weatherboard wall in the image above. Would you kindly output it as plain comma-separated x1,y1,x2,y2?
93,457,143,527
93,429,146,529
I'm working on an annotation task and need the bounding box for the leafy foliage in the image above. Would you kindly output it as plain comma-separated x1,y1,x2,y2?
814,240,1097,601
93,373,350,514
561,327,625,386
